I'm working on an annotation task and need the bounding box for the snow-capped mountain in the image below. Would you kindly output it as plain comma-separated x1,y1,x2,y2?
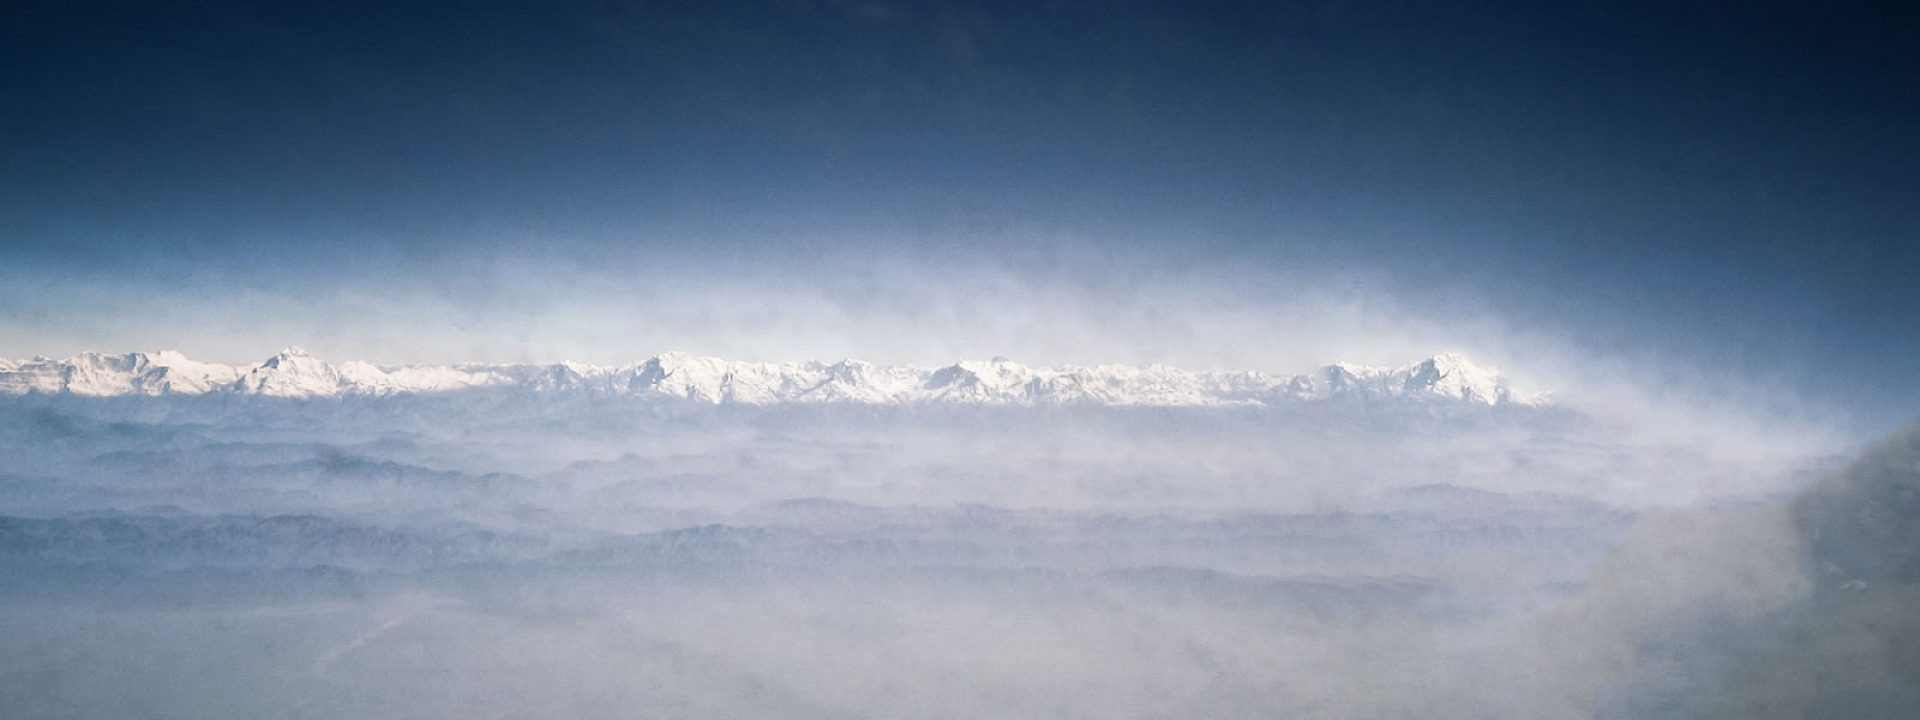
0,350,242,396
0,348,1545,406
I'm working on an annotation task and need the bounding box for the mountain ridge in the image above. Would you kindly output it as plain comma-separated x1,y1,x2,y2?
0,349,1545,407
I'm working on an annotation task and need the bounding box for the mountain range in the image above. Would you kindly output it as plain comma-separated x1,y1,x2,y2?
0,348,1543,406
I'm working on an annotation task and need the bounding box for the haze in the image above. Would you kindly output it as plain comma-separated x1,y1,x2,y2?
2,2,1916,718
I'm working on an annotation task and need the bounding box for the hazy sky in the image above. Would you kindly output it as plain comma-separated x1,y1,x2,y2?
1,1,1915,430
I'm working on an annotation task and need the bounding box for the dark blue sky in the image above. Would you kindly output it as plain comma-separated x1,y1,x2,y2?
2,1,1916,430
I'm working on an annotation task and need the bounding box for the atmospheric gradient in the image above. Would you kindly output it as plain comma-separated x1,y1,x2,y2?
2,2,1917,719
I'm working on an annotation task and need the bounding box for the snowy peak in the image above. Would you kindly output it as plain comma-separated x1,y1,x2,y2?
924,357,1032,402
0,350,242,396
236,348,345,397
0,349,1546,407
1293,352,1542,406
1400,352,1513,404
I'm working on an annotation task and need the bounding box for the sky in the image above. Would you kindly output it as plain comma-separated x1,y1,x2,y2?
1,1,1916,432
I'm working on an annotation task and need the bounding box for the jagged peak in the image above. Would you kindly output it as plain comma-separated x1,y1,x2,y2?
257,347,324,370
1413,351,1493,374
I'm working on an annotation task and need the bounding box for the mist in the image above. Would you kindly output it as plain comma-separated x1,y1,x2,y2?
2,381,1902,718
5,0,1916,716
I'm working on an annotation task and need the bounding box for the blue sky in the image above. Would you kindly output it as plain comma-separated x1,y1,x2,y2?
1,1,1915,431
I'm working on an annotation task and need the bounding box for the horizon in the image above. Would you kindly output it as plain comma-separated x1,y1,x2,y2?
4,344,1508,372
4,1,1917,434
2,3,1916,717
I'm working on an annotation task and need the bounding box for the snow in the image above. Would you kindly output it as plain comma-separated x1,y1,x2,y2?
0,350,244,396
0,349,1547,407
